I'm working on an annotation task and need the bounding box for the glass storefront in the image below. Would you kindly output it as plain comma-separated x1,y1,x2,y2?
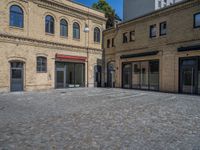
55,62,85,88
122,60,159,91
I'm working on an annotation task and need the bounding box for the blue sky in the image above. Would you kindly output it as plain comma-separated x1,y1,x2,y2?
74,0,123,19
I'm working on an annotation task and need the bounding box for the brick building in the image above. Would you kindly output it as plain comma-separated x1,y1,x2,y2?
103,0,200,95
0,0,106,92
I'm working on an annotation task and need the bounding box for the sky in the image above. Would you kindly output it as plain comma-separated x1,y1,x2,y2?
74,0,123,20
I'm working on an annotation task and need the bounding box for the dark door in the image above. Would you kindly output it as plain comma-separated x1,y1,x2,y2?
122,63,132,89
11,62,24,92
94,65,101,87
55,63,65,88
180,58,198,94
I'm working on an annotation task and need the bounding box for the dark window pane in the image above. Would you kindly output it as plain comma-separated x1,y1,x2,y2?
94,27,100,42
73,22,80,39
194,13,200,28
160,22,167,36
123,32,128,43
112,38,114,47
107,39,110,48
149,61,159,90
12,69,22,79
45,15,54,34
130,31,135,41
150,24,156,38
60,19,68,37
37,57,47,72
132,62,141,89
10,5,24,28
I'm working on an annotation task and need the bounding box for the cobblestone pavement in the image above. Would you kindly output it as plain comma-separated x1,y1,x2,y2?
0,88,200,150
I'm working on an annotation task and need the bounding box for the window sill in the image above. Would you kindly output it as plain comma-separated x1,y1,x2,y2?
45,33,55,36
130,40,135,42
160,34,167,37
193,26,200,29
60,36,68,39
37,71,47,74
94,42,100,44
73,38,80,41
9,26,24,31
149,36,157,40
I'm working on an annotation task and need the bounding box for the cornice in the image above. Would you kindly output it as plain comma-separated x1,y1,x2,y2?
33,0,106,22
0,33,103,54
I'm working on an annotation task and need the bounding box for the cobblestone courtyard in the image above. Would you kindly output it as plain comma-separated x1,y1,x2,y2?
0,88,200,150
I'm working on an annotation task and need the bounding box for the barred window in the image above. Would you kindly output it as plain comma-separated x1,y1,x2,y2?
37,57,47,73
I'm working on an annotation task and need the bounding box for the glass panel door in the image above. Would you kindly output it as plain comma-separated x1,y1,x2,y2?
123,64,132,88
56,70,65,88
180,58,198,94
149,61,159,90
56,63,65,88
66,63,75,88
11,62,24,92
182,67,195,94
141,61,149,89
75,64,85,87
132,62,141,89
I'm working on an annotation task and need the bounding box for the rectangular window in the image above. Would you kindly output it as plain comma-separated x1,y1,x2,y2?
37,57,47,73
112,38,115,47
150,24,157,38
194,13,200,28
130,31,135,41
160,21,167,36
123,32,128,43
107,39,110,48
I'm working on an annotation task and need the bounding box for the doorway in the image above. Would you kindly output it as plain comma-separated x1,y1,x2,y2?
10,62,24,92
122,63,132,89
179,57,198,94
55,62,85,88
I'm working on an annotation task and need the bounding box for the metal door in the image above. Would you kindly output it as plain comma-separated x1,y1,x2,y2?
11,62,24,92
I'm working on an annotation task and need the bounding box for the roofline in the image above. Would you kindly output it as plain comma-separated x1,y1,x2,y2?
68,0,105,15
118,0,190,26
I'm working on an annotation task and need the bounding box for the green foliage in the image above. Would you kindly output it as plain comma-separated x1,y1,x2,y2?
92,0,121,29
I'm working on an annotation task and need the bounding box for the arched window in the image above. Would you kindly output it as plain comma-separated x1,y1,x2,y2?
37,57,47,73
60,19,68,37
94,27,100,43
73,22,80,39
10,5,24,28
45,15,54,34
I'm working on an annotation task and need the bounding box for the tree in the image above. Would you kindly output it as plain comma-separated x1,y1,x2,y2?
92,0,121,29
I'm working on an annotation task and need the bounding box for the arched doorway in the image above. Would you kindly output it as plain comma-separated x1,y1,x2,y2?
107,61,115,88
10,61,24,92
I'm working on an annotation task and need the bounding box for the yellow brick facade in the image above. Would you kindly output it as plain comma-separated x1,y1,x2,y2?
0,0,106,92
103,0,200,94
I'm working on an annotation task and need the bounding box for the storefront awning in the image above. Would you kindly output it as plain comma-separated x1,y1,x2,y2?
56,54,87,62
177,44,200,52
120,51,159,59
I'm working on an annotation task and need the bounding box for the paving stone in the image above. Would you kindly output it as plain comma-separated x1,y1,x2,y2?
0,88,200,150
